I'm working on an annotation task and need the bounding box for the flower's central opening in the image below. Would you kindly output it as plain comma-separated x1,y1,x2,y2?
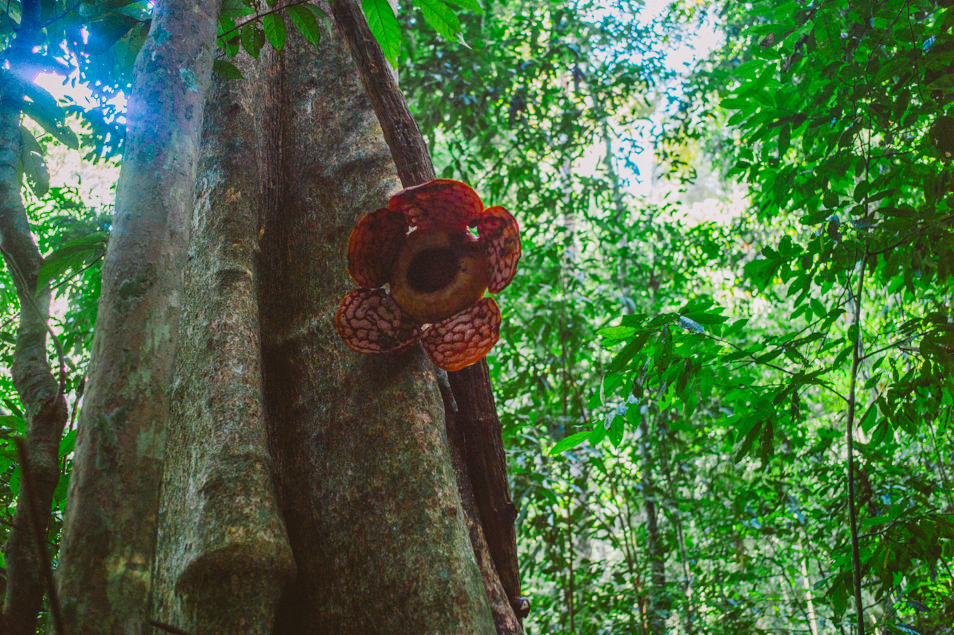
407,247,458,293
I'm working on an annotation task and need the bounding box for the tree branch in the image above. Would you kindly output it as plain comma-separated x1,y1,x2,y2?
217,0,312,42
0,65,68,635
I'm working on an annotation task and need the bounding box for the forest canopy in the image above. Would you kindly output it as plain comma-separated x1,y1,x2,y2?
0,0,952,633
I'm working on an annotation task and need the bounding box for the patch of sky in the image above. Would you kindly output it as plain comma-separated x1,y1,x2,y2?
581,0,733,219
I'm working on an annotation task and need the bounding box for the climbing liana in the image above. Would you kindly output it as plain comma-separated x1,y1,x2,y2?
335,179,521,371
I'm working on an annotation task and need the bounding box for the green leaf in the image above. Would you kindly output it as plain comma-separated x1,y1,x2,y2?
0,414,26,435
18,126,49,196
212,59,244,80
588,420,607,446
778,123,791,156
608,331,651,373
221,0,255,19
598,325,636,341
417,0,462,41
362,0,401,67
263,13,286,51
240,23,266,58
549,431,591,455
59,429,77,459
734,419,763,463
609,408,626,447
847,324,859,344
20,82,78,149
287,5,322,48
759,419,774,465
37,232,109,290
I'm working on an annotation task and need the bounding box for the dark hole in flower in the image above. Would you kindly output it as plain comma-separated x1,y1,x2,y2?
407,247,458,293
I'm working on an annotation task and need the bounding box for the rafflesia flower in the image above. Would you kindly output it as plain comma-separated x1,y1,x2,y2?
335,179,521,371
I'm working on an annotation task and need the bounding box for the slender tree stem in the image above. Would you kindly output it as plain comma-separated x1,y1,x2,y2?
565,482,576,633
846,249,869,635
0,5,70,631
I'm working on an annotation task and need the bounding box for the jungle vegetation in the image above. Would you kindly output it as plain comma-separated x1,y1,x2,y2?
0,0,951,633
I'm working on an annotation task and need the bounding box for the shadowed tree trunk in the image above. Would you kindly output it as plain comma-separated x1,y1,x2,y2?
54,1,515,632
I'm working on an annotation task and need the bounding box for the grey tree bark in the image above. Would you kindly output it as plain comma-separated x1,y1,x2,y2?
54,1,222,630
55,2,508,633
256,27,493,633
148,49,294,633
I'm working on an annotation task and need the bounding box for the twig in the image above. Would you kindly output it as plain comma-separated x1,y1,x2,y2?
699,330,849,403
40,0,83,29
216,0,312,41
14,437,65,635
859,330,928,362
0,253,104,336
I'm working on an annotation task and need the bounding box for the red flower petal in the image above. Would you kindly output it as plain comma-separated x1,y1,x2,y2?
422,298,501,372
347,208,410,288
476,206,521,293
388,179,483,231
335,289,421,354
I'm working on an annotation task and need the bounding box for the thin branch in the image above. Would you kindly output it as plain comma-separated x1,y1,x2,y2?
0,253,104,334
700,330,849,403
216,0,312,41
14,437,65,635
40,0,83,29
0,244,68,395
858,330,928,362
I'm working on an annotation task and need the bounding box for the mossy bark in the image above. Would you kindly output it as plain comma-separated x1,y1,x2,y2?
148,52,294,633
257,27,494,633
56,3,500,633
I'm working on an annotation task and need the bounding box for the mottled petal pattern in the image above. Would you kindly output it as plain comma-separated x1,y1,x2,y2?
389,179,483,230
347,208,410,288
422,298,501,371
335,289,421,353
476,206,521,293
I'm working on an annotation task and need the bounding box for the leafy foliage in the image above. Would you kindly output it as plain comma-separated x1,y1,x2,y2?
405,0,954,632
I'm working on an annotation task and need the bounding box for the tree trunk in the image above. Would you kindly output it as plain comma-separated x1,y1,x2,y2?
257,25,493,634
56,2,504,633
149,49,294,633
54,1,223,630
329,1,523,629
